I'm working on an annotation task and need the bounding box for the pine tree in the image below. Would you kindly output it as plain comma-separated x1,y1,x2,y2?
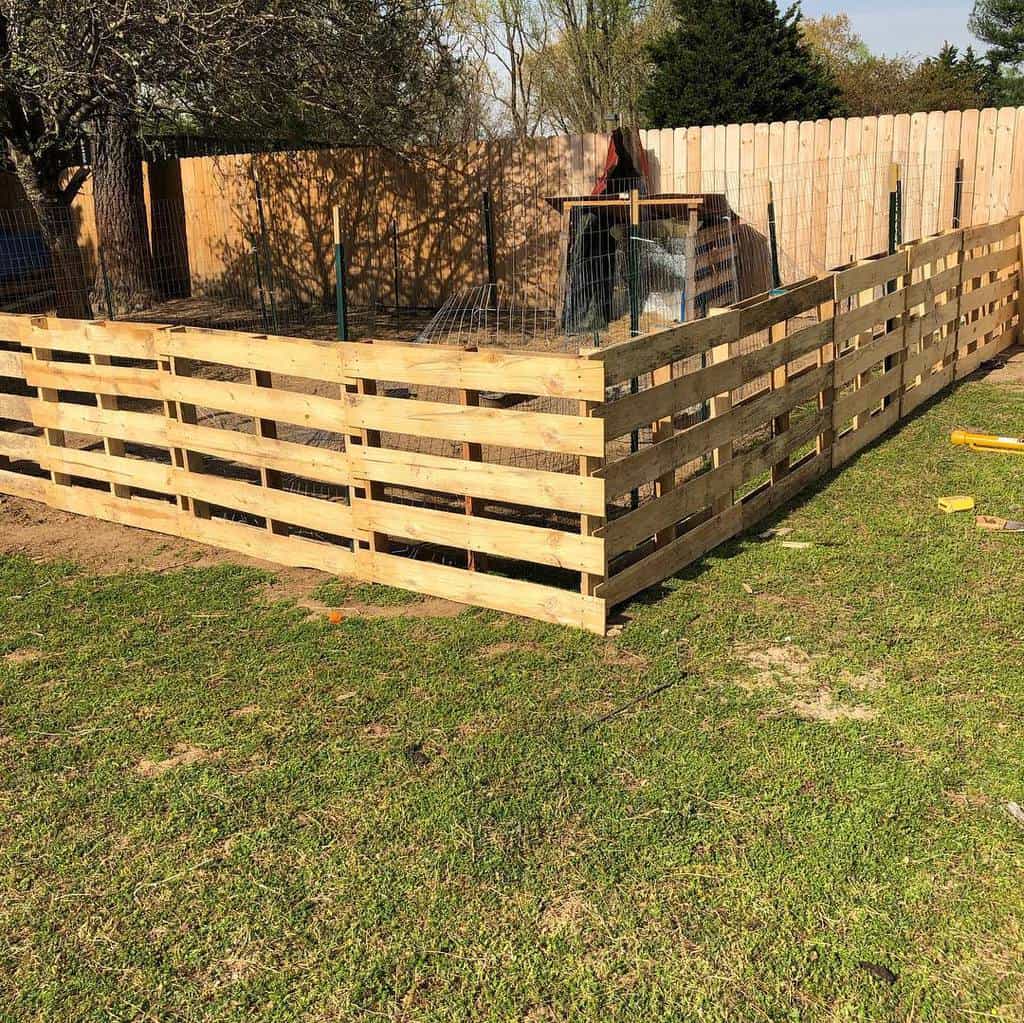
641,0,842,127
970,0,1024,66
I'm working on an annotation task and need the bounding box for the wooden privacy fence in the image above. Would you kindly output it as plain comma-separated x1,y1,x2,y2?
5,106,1021,317
641,107,1024,280
0,213,1020,633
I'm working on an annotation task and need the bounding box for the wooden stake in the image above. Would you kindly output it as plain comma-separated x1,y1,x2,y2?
460,346,484,572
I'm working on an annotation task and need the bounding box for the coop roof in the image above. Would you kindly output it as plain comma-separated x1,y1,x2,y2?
542,192,734,225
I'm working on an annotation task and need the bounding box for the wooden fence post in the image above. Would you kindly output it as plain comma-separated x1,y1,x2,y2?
340,339,389,572
161,329,211,520
816,293,836,466
578,353,606,598
709,309,733,515
460,346,484,572
90,349,129,500
769,315,790,485
249,354,286,536
651,358,676,548
28,317,70,490
1018,216,1024,345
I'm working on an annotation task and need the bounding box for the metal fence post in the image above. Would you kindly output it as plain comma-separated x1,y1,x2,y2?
333,206,349,341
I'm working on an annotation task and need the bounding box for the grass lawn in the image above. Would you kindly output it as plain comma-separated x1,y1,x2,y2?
3,378,1024,1022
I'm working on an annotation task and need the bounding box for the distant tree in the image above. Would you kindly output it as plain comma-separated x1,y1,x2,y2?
452,0,550,142
827,56,915,117
970,0,1024,102
641,0,842,127
0,1,461,317
801,13,870,67
907,44,1000,110
803,23,1001,117
970,0,1024,65
455,0,670,137
532,0,673,133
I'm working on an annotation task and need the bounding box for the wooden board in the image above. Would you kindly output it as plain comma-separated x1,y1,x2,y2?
347,393,604,457
339,341,605,400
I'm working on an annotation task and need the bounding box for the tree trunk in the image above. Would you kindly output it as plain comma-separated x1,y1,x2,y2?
10,152,93,320
91,107,156,315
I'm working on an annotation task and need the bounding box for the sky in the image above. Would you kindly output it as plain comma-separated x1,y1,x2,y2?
800,1,982,59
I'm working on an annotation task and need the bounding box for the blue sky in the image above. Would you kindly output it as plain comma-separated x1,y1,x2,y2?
800,1,982,59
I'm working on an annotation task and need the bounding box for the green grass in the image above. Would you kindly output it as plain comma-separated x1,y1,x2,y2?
312,577,424,607
2,379,1024,1022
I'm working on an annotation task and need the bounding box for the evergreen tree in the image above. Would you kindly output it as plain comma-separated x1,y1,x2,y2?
970,0,1024,65
641,0,842,127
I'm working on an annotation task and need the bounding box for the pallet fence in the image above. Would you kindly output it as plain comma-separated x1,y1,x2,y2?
588,214,1022,610
0,214,1020,633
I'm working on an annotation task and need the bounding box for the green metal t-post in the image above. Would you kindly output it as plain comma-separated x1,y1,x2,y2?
884,162,903,407
252,165,279,334
952,158,964,229
767,181,782,291
253,248,270,332
481,189,497,297
628,189,641,510
391,218,400,331
333,206,349,341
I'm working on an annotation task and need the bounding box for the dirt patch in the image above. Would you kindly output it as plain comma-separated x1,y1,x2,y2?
294,594,465,622
945,788,991,809
539,893,590,935
0,494,230,576
3,648,41,664
602,644,651,669
737,643,814,690
362,722,392,740
455,713,495,739
790,689,877,723
229,705,261,718
978,345,1024,387
841,667,886,691
0,494,463,619
134,744,221,778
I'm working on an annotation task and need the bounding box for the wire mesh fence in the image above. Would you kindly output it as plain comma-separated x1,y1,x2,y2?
0,142,980,345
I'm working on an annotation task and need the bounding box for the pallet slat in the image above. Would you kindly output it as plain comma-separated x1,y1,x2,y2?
340,341,605,401
352,445,604,516
347,393,604,457
0,350,25,378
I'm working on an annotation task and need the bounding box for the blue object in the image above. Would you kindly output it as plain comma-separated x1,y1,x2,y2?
0,228,50,283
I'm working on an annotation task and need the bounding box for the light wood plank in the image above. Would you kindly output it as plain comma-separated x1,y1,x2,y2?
24,360,163,401
357,498,603,574
339,341,605,400
360,550,606,633
159,328,345,382
346,393,604,457
162,374,347,432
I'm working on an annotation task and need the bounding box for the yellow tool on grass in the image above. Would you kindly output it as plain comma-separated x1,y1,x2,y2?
937,495,975,513
950,429,1024,454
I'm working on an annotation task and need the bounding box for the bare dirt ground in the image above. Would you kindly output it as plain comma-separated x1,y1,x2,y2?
980,345,1024,387
0,492,463,620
